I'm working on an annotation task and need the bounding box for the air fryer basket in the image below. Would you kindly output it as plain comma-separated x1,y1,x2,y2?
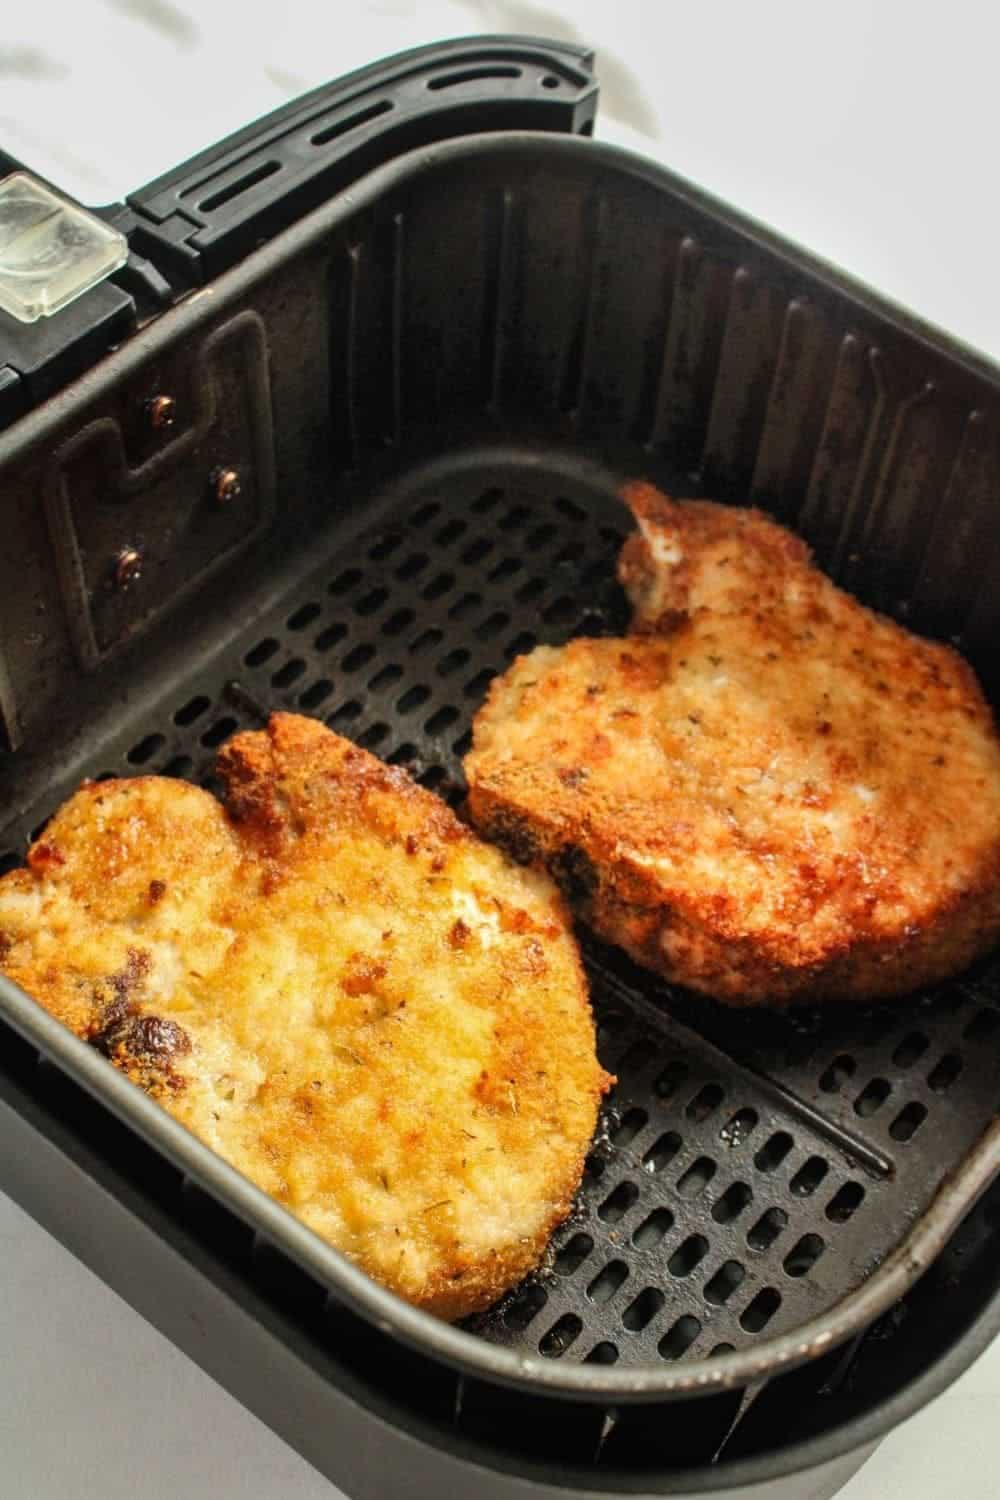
3,60,1000,1494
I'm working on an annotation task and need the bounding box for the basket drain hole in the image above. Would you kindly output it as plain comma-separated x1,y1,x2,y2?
632,1207,674,1249
854,1078,891,1117
686,1083,725,1121
286,601,321,631
587,1261,629,1305
409,501,441,528
720,1108,758,1147
437,647,470,677
449,592,481,621
712,1182,753,1224
553,1233,593,1276
790,1156,829,1197
826,1182,865,1222
514,576,546,605
368,664,403,693
610,1107,648,1147
201,716,238,748
503,1284,547,1331
584,1342,619,1365
539,1313,583,1358
819,1055,857,1093
462,538,494,565
659,1315,702,1360
740,1287,782,1332
379,610,414,639
464,669,495,700
668,1235,709,1278
358,723,390,751
394,554,428,583
408,626,442,656
420,573,454,603
498,504,530,532
329,567,362,595
342,644,375,673
554,495,586,521
505,629,538,660
598,1181,639,1223
244,637,279,667
489,556,522,583
477,611,510,641
622,1286,665,1331
434,519,466,547
425,705,460,736
927,1054,963,1093
783,1234,825,1277
127,732,165,765
754,1132,793,1172
271,658,306,689
542,595,576,625
367,531,403,560
643,1132,682,1173
471,486,504,514
299,680,333,710
747,1208,788,1251
315,621,349,651
704,1261,746,1306
677,1156,717,1198
396,684,431,715
328,700,363,729
174,694,211,727
889,1101,928,1142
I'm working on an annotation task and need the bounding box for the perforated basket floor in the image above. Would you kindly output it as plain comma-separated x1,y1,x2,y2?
3,452,999,1374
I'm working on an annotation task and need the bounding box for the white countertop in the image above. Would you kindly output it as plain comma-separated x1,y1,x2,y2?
2,2,999,1495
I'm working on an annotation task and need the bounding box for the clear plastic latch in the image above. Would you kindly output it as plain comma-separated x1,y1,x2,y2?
0,172,128,323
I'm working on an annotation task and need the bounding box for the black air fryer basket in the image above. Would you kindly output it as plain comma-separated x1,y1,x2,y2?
2,37,1000,1500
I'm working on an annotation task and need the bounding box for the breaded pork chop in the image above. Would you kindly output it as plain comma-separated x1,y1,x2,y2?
0,713,609,1318
465,483,1000,1005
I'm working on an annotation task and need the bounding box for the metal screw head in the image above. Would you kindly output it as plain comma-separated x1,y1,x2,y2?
213,467,242,504
114,546,144,590
146,394,176,431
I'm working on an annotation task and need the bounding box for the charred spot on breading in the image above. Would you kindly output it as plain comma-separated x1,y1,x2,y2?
549,844,599,909
481,810,540,867
85,948,191,1095
28,842,64,871
122,1013,191,1059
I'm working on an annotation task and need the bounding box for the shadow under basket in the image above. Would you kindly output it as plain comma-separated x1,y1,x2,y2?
2,113,1000,1500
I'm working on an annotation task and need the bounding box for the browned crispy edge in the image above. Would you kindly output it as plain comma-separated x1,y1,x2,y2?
467,774,1000,1006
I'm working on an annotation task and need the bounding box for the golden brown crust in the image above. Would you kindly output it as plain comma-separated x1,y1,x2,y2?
0,713,609,1319
465,484,1000,1005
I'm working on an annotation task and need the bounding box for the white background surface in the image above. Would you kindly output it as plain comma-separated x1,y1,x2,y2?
2,2,999,1496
